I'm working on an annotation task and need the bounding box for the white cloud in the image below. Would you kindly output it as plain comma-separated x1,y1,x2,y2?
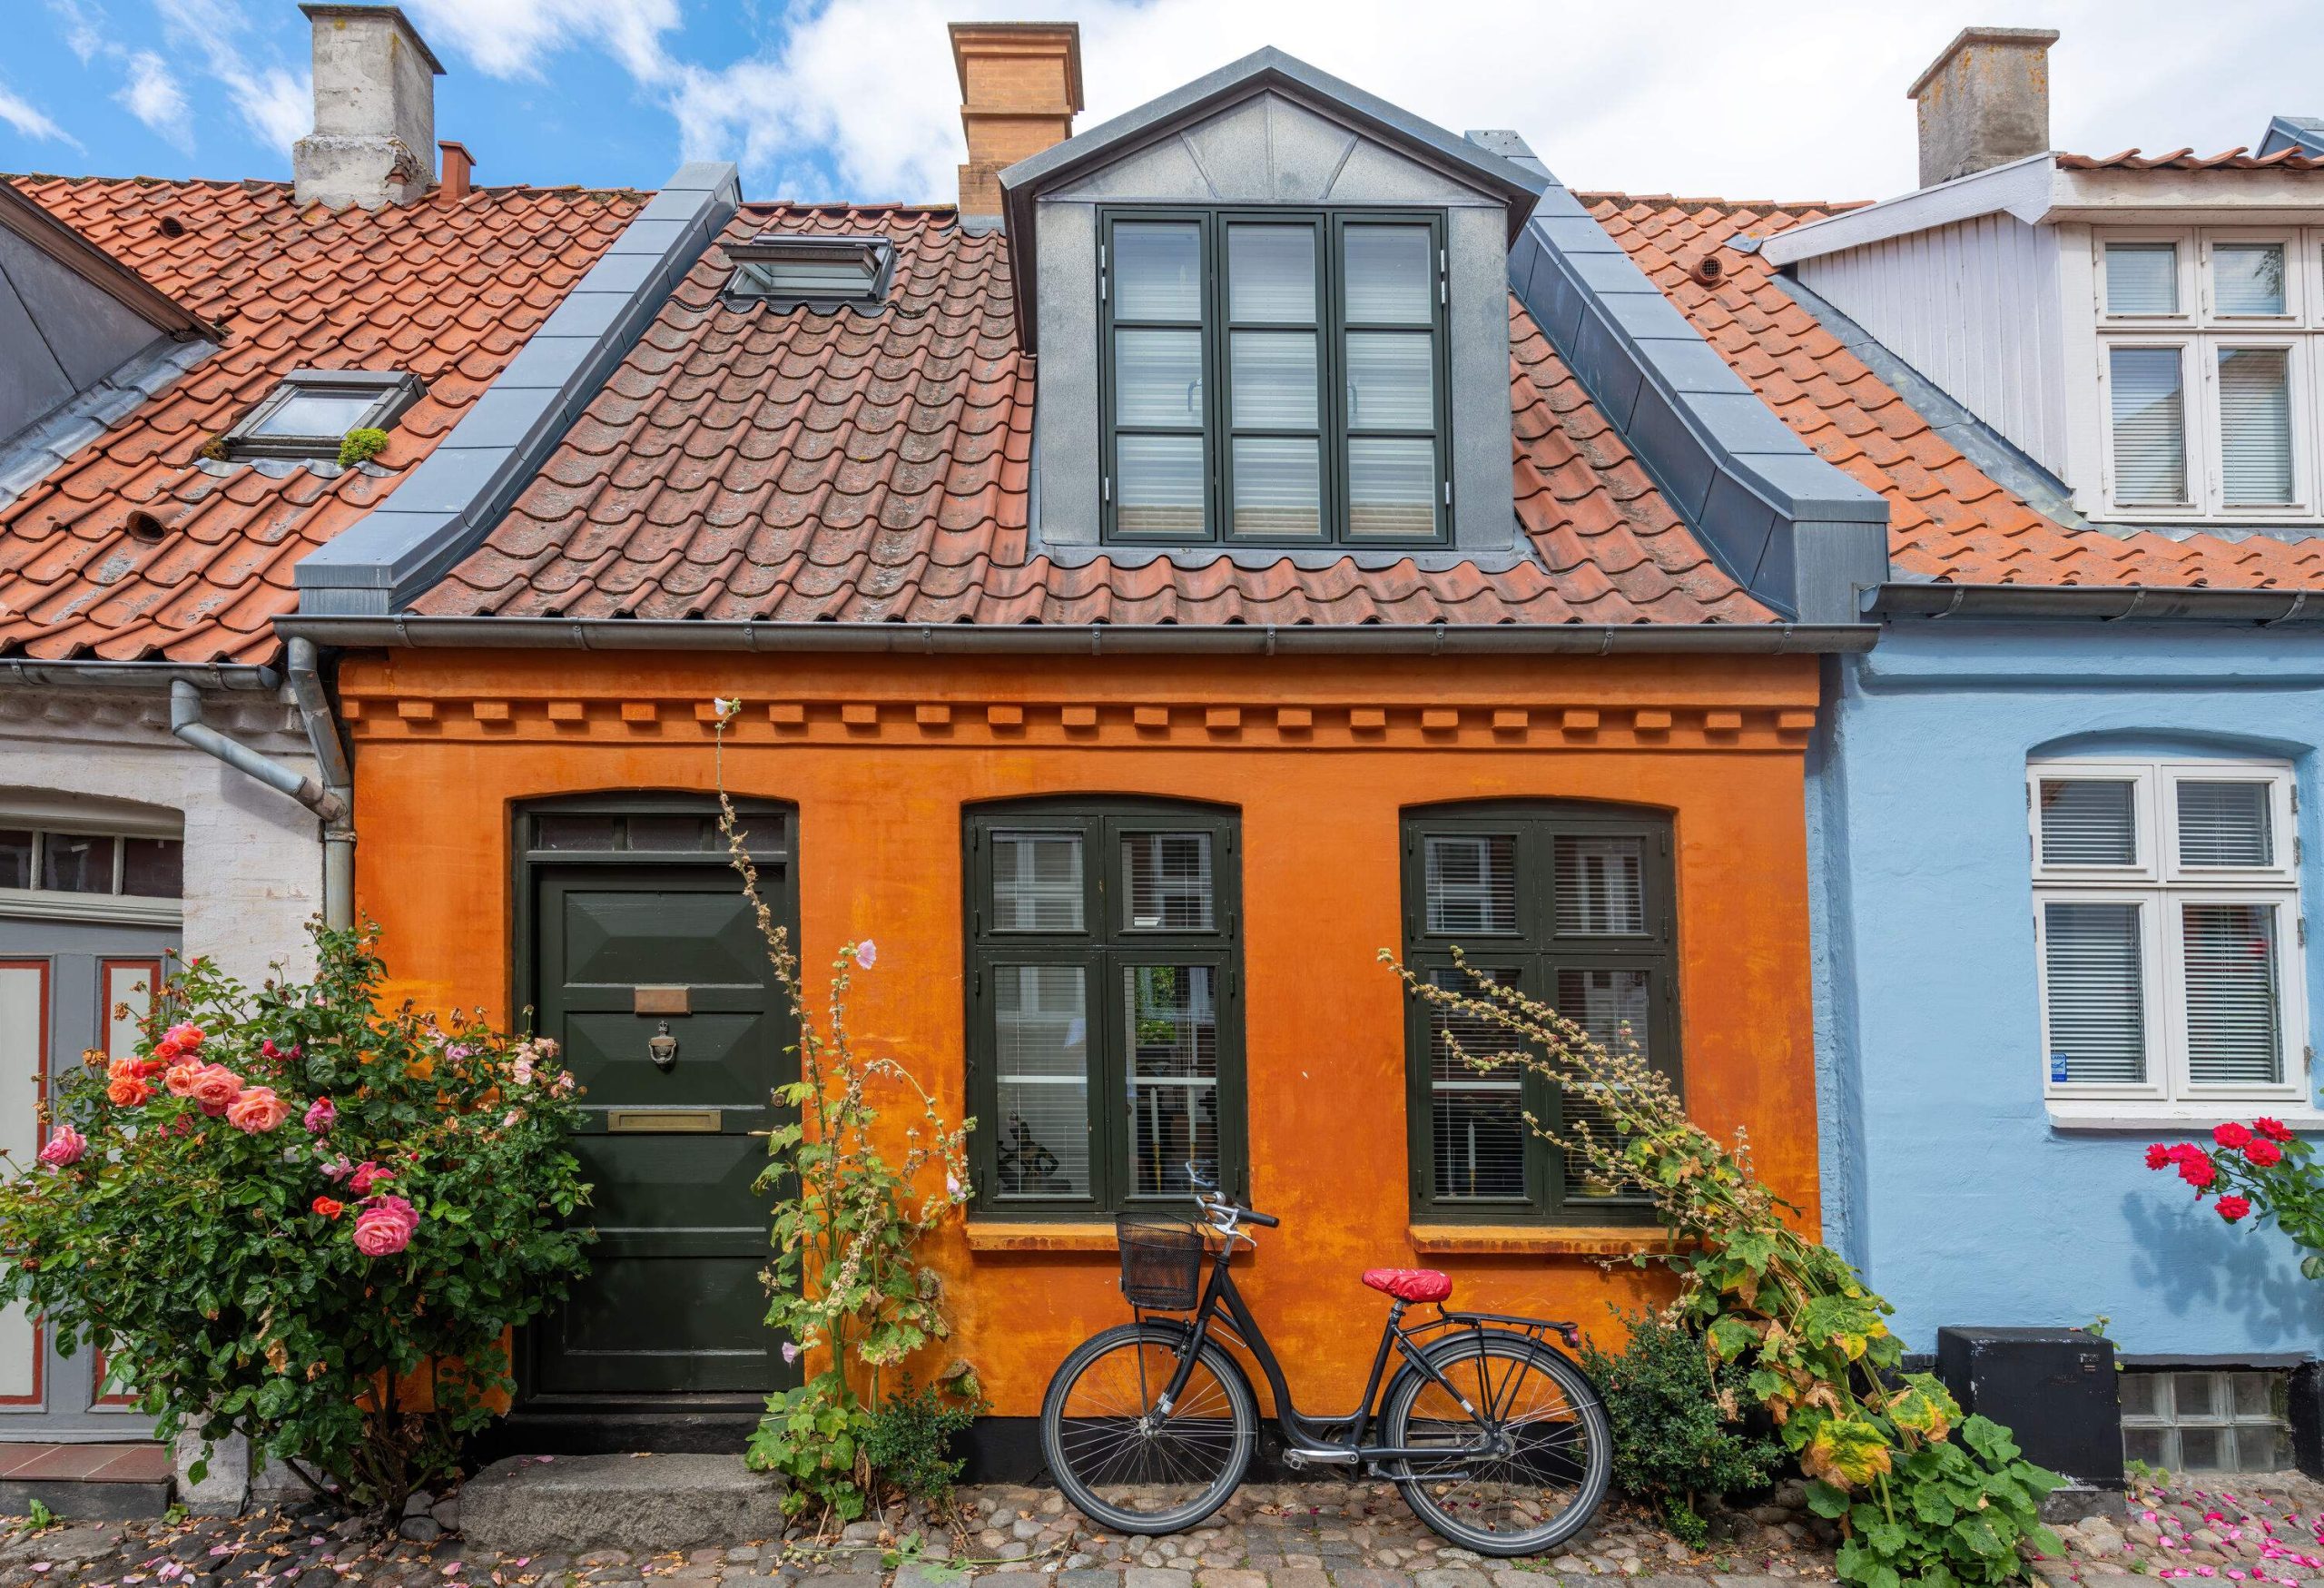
116,50,193,151
0,82,80,147
153,0,310,155
45,0,105,65
401,0,682,84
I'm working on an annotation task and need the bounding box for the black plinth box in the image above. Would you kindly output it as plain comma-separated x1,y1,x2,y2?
1935,1327,2124,1495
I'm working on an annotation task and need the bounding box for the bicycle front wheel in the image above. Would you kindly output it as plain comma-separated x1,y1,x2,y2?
1040,1321,1256,1535
1381,1331,1610,1556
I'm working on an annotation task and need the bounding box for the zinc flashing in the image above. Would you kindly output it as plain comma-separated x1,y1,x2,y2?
293,161,742,617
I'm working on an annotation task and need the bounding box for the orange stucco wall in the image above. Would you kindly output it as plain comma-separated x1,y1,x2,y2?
338,647,1824,1416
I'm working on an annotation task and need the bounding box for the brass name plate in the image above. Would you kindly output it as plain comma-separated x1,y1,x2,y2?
633,985,690,1015
606,1109,721,1134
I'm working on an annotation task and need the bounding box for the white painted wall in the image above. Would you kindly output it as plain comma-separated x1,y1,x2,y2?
0,686,322,983
1797,213,2073,478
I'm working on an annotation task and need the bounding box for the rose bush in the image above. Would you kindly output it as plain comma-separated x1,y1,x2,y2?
2146,1119,2324,1274
0,924,594,1518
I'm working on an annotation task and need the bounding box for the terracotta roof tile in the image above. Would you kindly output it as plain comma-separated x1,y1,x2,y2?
0,175,648,663
2060,148,2324,172
1580,192,2324,591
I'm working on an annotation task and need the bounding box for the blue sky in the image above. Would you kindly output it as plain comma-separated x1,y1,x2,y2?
1,0,2319,206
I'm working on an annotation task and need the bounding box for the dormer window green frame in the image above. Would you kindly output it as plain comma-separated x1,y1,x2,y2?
1098,207,1451,547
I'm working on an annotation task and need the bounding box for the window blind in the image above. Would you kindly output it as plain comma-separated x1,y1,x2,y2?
2039,778,2139,866
1555,968,1652,1200
1124,832,1214,931
2181,903,2281,1087
1554,835,1647,935
1123,964,1219,1196
2042,901,2149,1085
992,831,1084,931
2111,347,2189,504
2218,348,2294,507
1426,966,1526,1201
2106,243,2179,313
991,964,1092,1198
1425,833,1517,934
2177,781,2274,868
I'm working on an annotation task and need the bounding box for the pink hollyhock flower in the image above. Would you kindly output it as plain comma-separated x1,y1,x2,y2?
37,1126,85,1168
163,1023,203,1052
350,1194,418,1257
348,1160,394,1195
855,939,877,969
303,1097,335,1135
780,1340,800,1365
189,1064,243,1117
226,1087,290,1134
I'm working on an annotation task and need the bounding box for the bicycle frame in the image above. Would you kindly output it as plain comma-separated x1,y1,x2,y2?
1149,1240,1581,1468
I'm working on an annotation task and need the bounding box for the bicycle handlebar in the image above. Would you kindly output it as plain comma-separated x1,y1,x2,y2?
1236,1207,1280,1227
1185,1161,1278,1229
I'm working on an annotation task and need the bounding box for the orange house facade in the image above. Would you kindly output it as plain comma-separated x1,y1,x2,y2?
281,26,1893,1456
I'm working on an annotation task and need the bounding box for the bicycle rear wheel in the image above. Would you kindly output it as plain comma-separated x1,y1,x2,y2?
1380,1331,1610,1556
1040,1321,1256,1535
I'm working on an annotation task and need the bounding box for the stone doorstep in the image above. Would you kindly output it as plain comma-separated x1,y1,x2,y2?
0,1443,174,1521
460,1452,790,1554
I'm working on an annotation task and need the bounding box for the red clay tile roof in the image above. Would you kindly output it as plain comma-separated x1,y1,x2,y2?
413,203,1775,627
2060,148,2324,172
1584,192,2324,590
0,175,646,664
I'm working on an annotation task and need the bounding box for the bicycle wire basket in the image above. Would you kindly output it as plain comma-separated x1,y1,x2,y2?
1116,1211,1206,1310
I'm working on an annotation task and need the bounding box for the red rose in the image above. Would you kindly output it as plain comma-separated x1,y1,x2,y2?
2178,1149,2219,1189
2255,1118,2295,1143
2146,1143,2173,1169
2247,1139,2284,1168
311,1196,344,1219
2215,1122,2254,1151
2218,1196,2251,1222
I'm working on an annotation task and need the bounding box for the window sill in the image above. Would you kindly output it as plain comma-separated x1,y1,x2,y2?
1407,1224,1693,1257
962,1221,1118,1253
0,888,182,927
2046,1103,2324,1133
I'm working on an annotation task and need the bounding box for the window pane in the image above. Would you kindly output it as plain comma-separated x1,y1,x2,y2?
1344,226,1433,323
2219,348,2294,507
2105,243,2178,313
536,814,618,851
2173,1372,2221,1417
727,812,787,854
1423,834,1516,934
2215,243,2287,315
992,965,1089,1199
0,830,30,889
1115,435,1206,537
1555,835,1647,936
1229,438,1322,539
2179,1425,2228,1472
1227,225,1315,322
121,838,183,899
1123,832,1213,931
2043,902,2147,1085
1427,966,1526,1201
2120,1372,2162,1419
2177,781,2273,868
2230,1371,2279,1419
2122,1426,2168,1467
1229,331,1317,429
1555,968,1652,1201
252,390,378,439
2236,1427,2290,1471
1345,332,1434,430
1346,437,1436,538
625,814,713,851
1124,965,1217,1198
40,833,115,893
1113,222,1201,321
992,832,1084,932
1114,330,1204,427
2182,902,2281,1087
2039,778,2139,866
2110,346,2188,505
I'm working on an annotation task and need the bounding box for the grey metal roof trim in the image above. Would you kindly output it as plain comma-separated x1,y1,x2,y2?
1492,133,1889,626
292,160,741,617
1869,583,2324,624
2260,115,2324,159
276,615,1877,656
0,182,215,342
997,46,1547,337
0,336,212,511
0,659,281,690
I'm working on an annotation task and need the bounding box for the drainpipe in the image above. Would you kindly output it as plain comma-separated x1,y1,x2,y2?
284,640,356,932
169,656,354,930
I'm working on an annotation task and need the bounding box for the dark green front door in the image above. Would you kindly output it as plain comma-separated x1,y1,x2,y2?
525,848,797,1402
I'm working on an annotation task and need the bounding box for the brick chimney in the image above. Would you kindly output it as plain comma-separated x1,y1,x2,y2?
949,21,1083,222
292,4,447,209
438,140,476,202
1907,25,2059,188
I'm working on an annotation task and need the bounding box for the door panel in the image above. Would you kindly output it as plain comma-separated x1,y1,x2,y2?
528,863,795,1402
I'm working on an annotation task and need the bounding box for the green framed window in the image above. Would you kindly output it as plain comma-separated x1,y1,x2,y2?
1099,207,1450,547
1400,802,1679,1225
965,799,1246,1218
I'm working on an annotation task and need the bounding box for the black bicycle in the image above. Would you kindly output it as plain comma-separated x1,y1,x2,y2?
1039,1175,1611,1556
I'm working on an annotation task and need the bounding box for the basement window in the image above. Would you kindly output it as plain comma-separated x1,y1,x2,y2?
2121,1369,2292,1473
224,370,425,461
724,234,896,310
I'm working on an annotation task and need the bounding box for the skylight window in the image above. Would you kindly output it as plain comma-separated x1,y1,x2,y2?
224,370,425,461
724,234,895,309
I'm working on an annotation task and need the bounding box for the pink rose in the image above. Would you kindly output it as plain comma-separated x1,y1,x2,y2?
163,1023,203,1052
37,1126,85,1168
348,1160,394,1195
319,1154,353,1182
189,1064,243,1117
303,1096,336,1134
511,1054,535,1086
350,1194,418,1257
162,1063,202,1099
225,1086,289,1134
550,1070,574,1097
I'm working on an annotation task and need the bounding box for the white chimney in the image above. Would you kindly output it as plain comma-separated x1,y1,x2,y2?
291,4,446,209
1906,25,2059,189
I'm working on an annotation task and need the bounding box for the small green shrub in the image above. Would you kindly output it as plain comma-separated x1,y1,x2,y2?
864,1372,986,1506
337,427,389,468
1581,1307,1780,1546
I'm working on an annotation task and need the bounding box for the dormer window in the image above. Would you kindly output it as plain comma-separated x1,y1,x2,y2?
1100,209,1449,546
725,234,896,310
225,370,424,461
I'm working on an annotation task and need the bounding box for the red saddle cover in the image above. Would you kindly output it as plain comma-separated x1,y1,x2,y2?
1361,1267,1453,1304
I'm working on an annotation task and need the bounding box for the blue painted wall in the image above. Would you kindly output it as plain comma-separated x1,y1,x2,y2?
1810,620,2324,1356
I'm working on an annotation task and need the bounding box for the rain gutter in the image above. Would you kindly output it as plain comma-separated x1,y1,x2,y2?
1868,584,2324,625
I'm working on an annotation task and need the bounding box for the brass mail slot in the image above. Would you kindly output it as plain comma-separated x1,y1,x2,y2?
634,985,690,1015
606,1108,721,1133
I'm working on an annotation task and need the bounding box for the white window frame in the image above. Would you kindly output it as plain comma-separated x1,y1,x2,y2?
2091,226,2324,525
2030,758,2308,1110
